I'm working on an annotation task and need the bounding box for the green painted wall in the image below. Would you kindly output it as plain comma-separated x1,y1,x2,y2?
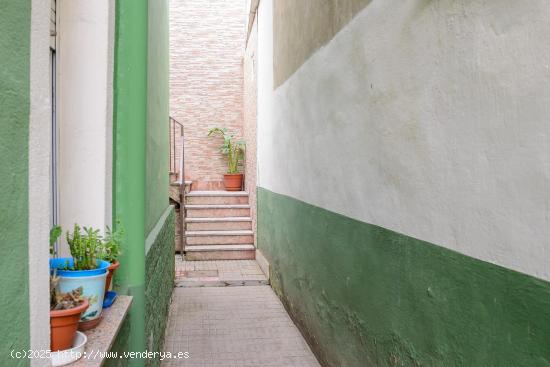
145,207,174,367
258,188,550,367
105,317,131,367
113,0,148,363
112,0,172,364
0,0,31,364
145,0,169,234
107,208,174,367
144,1,173,362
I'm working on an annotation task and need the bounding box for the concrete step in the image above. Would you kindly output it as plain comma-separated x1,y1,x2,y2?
170,180,192,187
185,191,249,205
185,204,250,218
185,244,255,261
185,230,254,245
170,180,192,196
169,185,181,203
185,217,252,231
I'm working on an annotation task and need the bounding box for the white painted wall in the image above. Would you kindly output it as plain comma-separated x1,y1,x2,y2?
257,0,550,281
57,0,114,251
29,0,52,363
256,0,273,189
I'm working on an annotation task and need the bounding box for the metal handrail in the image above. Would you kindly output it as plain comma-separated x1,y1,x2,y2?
169,116,184,177
169,116,186,253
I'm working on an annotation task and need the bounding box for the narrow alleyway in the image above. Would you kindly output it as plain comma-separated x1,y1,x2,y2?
162,258,320,367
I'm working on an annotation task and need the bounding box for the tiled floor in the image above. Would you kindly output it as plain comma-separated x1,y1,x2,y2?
162,286,320,367
174,256,268,287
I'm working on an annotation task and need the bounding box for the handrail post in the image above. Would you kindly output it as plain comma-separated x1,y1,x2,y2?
169,116,186,254
178,123,185,253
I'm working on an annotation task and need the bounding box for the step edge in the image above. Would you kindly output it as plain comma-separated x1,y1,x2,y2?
185,244,256,251
186,191,248,197
185,217,252,222
185,230,254,236
185,204,250,209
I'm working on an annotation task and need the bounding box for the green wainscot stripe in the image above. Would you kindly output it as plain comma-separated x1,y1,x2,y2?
0,1,31,364
145,207,175,367
257,187,550,367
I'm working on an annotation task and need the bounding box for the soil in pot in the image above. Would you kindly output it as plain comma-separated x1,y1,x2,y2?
104,261,120,295
50,299,89,351
223,174,243,191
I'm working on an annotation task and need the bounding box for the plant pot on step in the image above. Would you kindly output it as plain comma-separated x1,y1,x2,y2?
50,258,109,331
104,261,120,295
223,173,243,191
50,299,89,352
207,128,246,191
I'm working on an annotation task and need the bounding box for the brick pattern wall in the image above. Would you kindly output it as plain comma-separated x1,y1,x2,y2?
145,208,175,367
170,0,246,189
243,13,258,245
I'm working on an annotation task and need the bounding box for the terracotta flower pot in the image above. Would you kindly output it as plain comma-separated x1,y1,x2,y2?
78,315,103,331
223,174,243,191
50,299,89,352
104,261,120,295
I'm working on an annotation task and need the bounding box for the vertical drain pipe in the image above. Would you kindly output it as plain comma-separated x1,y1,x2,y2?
113,0,148,364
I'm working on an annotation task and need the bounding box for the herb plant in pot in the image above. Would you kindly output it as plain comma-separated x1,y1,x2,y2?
50,224,110,331
98,224,123,296
50,271,89,351
207,127,246,191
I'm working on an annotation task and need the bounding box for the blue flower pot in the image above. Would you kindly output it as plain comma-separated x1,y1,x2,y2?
50,258,110,324
50,258,110,277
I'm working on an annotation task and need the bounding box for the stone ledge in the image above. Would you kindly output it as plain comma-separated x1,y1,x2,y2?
255,249,270,280
72,295,132,366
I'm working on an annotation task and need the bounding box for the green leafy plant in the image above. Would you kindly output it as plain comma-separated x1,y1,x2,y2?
98,223,123,263
50,222,123,270
207,127,245,174
65,224,103,270
50,225,62,256
50,269,59,309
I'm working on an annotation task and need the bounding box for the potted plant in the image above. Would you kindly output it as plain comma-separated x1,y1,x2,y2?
208,127,246,191
50,224,110,331
50,272,89,351
98,224,123,296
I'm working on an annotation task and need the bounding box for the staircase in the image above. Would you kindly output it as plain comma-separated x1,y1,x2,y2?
184,191,255,260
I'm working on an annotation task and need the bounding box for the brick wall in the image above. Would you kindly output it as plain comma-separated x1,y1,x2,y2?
170,0,246,189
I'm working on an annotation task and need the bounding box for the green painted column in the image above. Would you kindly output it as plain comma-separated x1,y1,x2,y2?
0,1,31,363
113,0,148,364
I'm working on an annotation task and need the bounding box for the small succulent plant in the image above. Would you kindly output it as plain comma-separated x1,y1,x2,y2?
50,222,123,271
50,270,85,310
65,224,102,270
98,223,123,263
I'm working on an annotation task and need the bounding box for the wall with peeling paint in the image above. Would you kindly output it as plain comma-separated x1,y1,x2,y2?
258,189,550,366
256,0,550,365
